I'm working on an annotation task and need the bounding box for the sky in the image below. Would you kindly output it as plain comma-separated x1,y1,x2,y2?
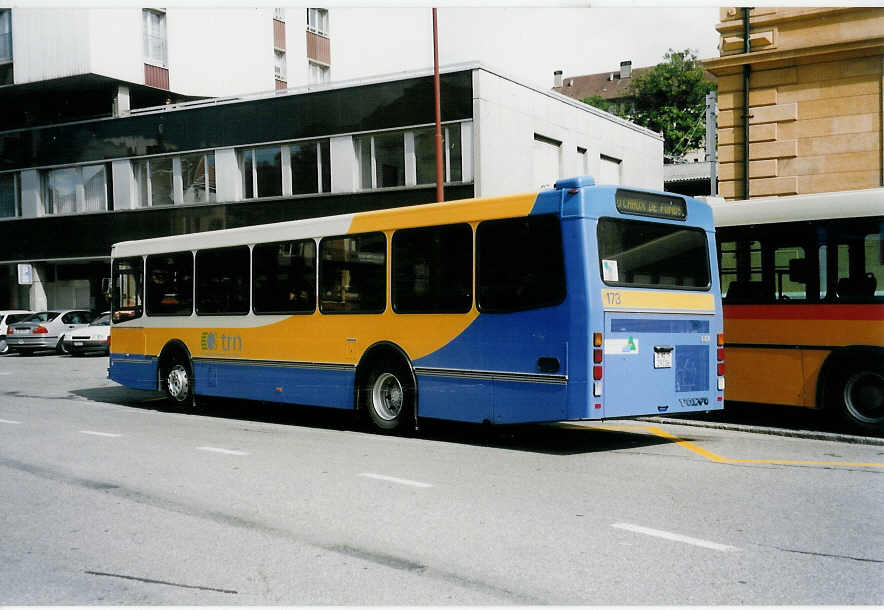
331,7,722,90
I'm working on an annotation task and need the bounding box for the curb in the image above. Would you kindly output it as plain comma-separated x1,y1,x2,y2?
637,416,884,446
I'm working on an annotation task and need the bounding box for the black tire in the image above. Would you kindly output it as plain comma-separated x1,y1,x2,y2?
0,338,8,355
56,338,69,355
825,356,884,433
163,356,194,405
362,360,414,433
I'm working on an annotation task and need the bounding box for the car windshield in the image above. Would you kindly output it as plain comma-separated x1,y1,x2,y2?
23,312,61,323
90,314,111,326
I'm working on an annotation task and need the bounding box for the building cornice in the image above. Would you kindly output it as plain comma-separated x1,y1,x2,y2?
703,36,884,75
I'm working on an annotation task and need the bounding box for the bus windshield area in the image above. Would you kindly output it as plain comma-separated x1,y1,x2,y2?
597,217,710,290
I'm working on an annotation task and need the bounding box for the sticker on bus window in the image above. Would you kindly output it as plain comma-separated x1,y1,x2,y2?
602,259,619,282
604,336,639,355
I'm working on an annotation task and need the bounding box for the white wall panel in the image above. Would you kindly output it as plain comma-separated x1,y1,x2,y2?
166,8,273,97
89,9,142,84
11,9,90,84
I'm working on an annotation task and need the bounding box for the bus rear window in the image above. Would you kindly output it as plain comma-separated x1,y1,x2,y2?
598,218,710,290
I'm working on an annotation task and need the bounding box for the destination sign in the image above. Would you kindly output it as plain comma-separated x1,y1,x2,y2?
615,190,687,221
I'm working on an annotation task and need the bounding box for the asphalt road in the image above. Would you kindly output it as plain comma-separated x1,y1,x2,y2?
1,352,882,604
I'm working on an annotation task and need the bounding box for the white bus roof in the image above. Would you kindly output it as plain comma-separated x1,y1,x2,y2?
709,187,883,227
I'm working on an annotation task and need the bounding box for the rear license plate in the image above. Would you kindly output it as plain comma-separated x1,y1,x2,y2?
74,342,83,347
654,349,673,369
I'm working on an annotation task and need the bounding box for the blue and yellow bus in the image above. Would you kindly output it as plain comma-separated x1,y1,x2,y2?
108,176,724,431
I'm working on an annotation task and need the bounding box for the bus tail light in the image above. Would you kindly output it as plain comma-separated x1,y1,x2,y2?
593,365,603,381
716,333,725,394
593,332,603,347
717,333,724,346
717,362,725,376
34,325,48,334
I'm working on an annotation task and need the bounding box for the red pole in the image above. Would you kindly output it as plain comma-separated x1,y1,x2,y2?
433,8,444,202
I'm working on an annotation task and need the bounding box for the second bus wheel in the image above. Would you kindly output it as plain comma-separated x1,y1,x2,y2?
364,362,414,432
826,355,884,433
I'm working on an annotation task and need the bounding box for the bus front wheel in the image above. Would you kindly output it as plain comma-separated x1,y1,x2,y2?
826,357,884,433
164,359,193,405
363,362,413,433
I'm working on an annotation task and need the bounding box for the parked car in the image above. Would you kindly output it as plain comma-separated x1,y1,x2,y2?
5,310,95,355
0,310,34,355
64,312,111,356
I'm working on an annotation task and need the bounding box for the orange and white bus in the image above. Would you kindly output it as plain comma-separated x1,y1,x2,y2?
712,188,883,432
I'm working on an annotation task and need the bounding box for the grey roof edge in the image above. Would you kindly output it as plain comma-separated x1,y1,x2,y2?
0,61,663,142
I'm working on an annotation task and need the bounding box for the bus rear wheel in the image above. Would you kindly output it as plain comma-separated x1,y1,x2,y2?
827,357,884,433
363,362,413,433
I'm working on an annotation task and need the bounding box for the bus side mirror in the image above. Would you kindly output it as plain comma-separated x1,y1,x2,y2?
788,258,807,283
101,277,112,299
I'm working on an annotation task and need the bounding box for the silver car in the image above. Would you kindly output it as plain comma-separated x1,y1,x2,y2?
0,310,34,355
6,310,95,356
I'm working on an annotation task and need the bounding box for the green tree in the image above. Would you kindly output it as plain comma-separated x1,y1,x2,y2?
581,95,614,113
628,49,715,158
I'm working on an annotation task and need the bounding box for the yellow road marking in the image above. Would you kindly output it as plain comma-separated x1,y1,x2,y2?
564,423,884,468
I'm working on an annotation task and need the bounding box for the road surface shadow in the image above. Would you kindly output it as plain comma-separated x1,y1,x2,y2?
71,386,675,456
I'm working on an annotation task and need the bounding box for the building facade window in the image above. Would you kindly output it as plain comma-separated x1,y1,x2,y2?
358,132,405,189
274,50,287,81
357,123,469,191
241,140,329,200
0,172,18,218
135,152,215,207
0,9,12,86
306,8,328,36
308,61,329,84
41,164,108,215
414,123,462,185
181,152,216,204
135,157,173,207
290,140,330,195
143,9,167,67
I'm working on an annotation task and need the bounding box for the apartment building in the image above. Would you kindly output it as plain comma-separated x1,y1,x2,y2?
703,7,884,200
0,7,333,130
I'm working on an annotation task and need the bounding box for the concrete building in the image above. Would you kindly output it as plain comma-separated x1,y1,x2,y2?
0,63,664,312
703,7,884,200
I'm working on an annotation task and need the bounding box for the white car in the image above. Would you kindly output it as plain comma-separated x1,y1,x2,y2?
0,310,34,355
64,312,111,356
6,309,95,355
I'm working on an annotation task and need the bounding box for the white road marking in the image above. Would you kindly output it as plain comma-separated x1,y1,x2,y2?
0,418,22,424
197,446,249,456
359,472,433,488
612,522,739,552
80,430,122,437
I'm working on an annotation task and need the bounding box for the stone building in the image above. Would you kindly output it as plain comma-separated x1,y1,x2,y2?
703,7,884,199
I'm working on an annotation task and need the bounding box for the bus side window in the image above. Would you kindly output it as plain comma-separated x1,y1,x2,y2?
146,252,194,316
774,246,807,301
253,239,317,314
477,215,565,313
833,222,883,302
319,233,386,314
392,223,472,314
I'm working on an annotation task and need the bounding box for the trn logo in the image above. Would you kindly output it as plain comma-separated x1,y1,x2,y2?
200,331,243,352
